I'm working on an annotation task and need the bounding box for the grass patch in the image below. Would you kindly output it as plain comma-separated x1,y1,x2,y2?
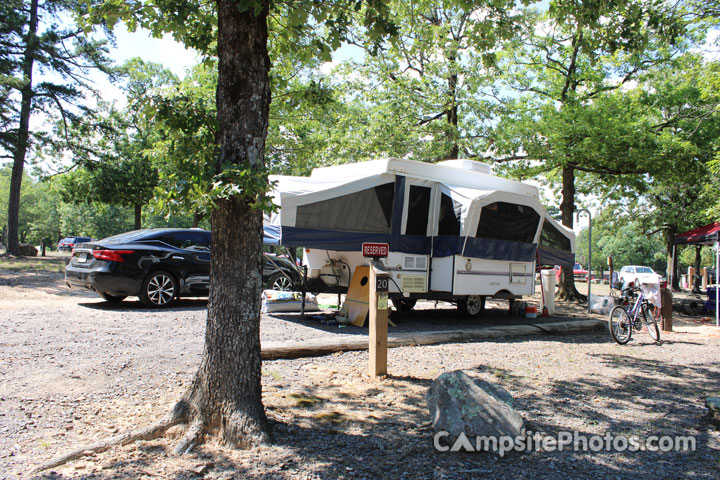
492,368,509,379
288,393,324,408
312,411,348,424
0,254,68,273
261,369,283,382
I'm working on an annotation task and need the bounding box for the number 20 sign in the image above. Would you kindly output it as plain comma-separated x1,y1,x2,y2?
375,275,388,292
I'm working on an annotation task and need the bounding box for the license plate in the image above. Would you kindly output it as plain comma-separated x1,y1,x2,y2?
77,253,88,263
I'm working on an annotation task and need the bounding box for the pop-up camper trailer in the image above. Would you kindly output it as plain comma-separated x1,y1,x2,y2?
263,158,574,317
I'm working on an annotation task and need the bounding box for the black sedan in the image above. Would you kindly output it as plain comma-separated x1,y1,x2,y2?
65,228,302,308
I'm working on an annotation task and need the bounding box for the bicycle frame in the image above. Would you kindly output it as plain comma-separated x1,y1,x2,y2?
628,290,646,324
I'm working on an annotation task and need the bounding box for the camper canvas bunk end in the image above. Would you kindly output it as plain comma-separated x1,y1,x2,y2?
264,158,575,317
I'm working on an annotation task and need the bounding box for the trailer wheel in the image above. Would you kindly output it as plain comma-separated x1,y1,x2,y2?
459,295,486,318
391,298,417,313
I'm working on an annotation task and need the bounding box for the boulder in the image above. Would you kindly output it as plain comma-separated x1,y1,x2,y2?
707,397,720,426
427,370,524,446
18,243,38,257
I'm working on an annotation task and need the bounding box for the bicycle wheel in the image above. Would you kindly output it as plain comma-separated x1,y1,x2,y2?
608,305,632,344
641,304,661,343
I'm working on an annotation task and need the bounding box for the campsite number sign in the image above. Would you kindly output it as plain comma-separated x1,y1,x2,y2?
375,275,389,292
362,242,389,258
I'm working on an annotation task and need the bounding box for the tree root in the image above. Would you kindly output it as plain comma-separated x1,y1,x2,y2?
33,401,189,474
174,420,203,455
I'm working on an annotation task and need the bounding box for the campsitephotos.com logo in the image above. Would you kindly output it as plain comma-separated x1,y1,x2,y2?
433,430,697,457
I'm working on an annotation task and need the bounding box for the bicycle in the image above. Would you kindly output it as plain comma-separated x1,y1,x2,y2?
608,284,661,344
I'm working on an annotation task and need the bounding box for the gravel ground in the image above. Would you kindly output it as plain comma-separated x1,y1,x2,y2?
1,267,719,479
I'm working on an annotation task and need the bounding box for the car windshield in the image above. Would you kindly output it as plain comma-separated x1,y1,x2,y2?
636,267,654,274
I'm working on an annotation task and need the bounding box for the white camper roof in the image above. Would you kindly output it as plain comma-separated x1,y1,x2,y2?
309,158,538,198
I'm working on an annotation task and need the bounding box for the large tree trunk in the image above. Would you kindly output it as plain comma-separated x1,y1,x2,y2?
557,164,583,300
692,245,702,293
7,0,38,256
134,204,142,230
665,225,680,291
178,0,272,448
192,211,204,228
445,55,459,160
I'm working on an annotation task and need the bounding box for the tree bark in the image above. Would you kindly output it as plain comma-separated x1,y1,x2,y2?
192,211,204,228
692,245,702,293
557,164,583,300
665,225,680,291
7,0,39,256
446,55,459,160
179,0,272,448
134,203,142,230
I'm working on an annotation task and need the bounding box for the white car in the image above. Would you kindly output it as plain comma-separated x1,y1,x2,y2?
618,265,662,286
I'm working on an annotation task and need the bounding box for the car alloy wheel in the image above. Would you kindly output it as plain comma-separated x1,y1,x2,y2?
141,271,177,308
269,272,294,291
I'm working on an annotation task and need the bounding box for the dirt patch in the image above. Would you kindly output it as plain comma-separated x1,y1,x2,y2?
1,272,719,479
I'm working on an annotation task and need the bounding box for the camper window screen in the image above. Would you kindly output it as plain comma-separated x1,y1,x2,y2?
540,220,571,251
438,194,461,235
405,186,431,235
295,183,395,233
475,202,540,243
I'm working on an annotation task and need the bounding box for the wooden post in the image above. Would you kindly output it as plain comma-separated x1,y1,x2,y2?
689,266,695,291
659,288,672,331
368,263,389,377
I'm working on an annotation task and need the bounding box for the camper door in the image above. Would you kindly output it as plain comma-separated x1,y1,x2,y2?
394,179,435,294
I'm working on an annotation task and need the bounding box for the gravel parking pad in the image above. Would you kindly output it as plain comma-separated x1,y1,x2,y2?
1,270,719,479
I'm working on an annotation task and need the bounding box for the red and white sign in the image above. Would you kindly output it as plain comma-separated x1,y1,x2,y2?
362,242,389,258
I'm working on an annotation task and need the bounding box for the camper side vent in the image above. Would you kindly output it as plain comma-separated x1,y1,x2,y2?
401,275,427,293
403,255,428,271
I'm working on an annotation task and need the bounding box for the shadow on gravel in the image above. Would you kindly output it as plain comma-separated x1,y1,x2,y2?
77,298,208,312
504,351,720,479
28,357,720,480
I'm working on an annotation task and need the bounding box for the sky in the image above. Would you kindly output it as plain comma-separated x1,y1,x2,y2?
95,23,200,104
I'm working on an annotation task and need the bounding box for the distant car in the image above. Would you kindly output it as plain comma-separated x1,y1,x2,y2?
573,262,589,281
57,236,91,252
65,228,302,308
618,265,662,286
550,263,594,281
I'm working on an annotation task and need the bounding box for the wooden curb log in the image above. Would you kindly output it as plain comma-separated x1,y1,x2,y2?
261,319,606,361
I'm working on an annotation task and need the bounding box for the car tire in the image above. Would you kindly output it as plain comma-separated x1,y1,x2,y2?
267,272,294,291
140,270,177,308
98,292,127,302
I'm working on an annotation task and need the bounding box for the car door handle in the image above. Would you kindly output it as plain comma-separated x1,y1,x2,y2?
172,256,184,260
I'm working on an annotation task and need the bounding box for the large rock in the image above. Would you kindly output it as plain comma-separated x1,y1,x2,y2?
707,397,720,427
18,243,38,257
427,370,524,446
